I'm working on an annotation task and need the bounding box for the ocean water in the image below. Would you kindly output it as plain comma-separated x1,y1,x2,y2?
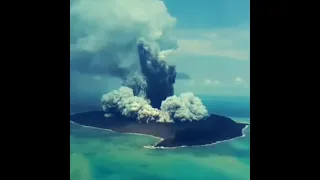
70,96,250,180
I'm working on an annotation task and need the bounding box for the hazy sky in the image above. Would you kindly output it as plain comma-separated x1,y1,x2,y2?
163,0,250,96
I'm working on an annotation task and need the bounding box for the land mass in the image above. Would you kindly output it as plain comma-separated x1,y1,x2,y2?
70,111,249,148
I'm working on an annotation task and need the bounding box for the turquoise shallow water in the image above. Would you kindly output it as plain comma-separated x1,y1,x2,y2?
70,117,250,180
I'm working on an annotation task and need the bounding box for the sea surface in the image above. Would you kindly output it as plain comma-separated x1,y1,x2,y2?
70,95,250,180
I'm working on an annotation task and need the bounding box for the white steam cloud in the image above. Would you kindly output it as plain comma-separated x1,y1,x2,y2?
161,93,209,121
101,87,208,123
101,86,172,123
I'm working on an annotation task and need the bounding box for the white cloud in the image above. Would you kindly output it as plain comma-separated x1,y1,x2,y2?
235,76,249,88
235,76,244,84
203,79,221,85
212,80,221,85
204,79,212,85
170,27,250,61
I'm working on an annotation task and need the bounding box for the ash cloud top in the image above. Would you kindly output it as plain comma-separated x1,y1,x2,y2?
70,0,177,79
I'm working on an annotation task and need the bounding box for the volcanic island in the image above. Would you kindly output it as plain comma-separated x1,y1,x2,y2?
70,111,249,148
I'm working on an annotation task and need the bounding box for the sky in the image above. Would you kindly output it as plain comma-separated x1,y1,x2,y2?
162,0,250,96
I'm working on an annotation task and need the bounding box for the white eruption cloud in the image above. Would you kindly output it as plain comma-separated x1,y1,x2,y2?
161,93,209,122
101,87,172,123
101,87,208,123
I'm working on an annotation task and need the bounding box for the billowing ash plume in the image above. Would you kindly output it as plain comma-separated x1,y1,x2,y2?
71,0,180,107
71,0,208,122
136,40,176,108
101,87,208,123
